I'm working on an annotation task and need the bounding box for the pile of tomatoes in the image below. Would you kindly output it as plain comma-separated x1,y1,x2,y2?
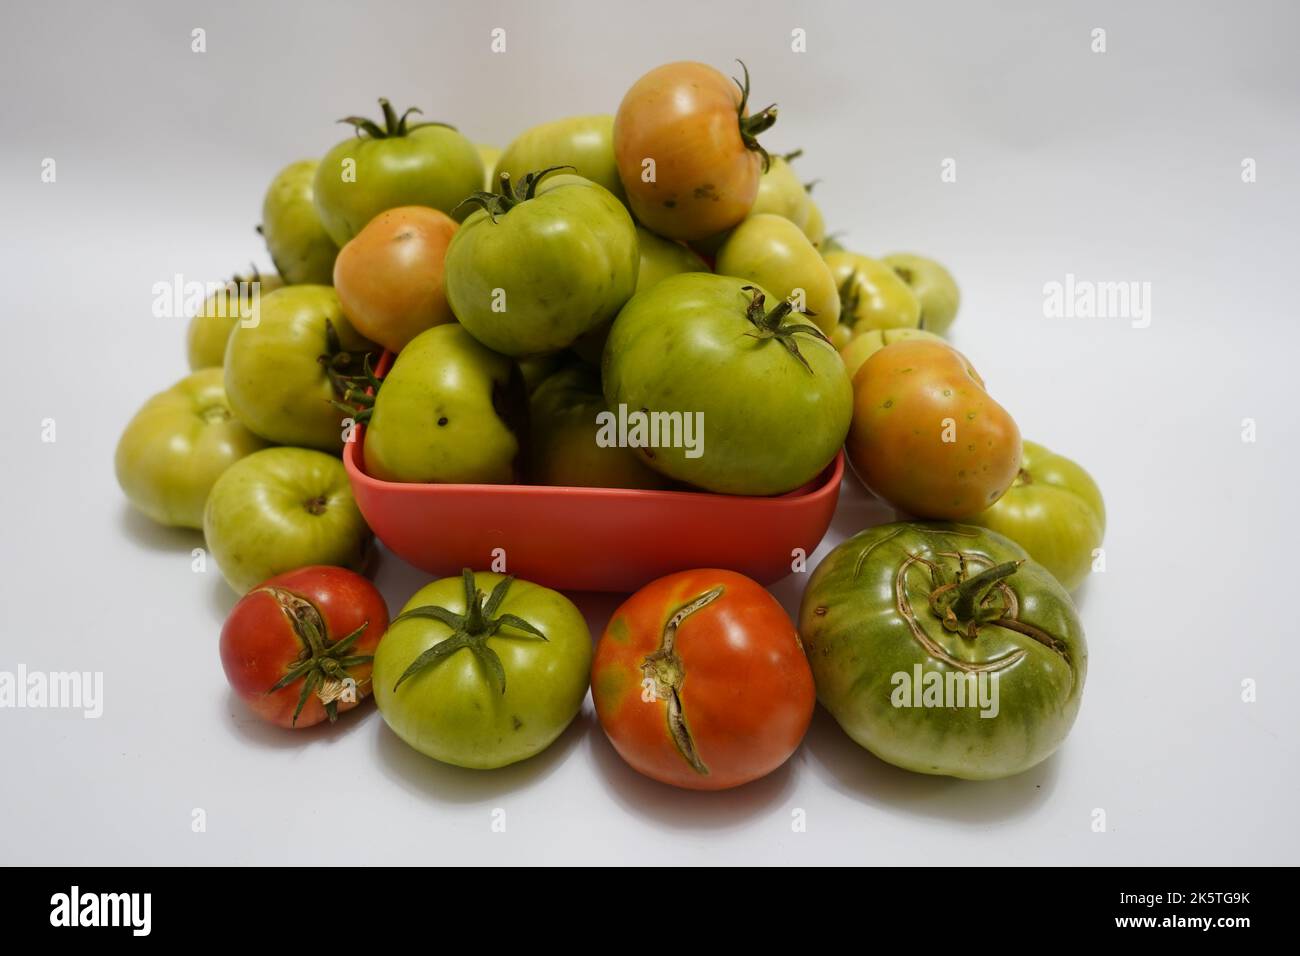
115,59,1104,787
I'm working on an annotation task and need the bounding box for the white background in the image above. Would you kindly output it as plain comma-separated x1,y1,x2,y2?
2,0,1298,865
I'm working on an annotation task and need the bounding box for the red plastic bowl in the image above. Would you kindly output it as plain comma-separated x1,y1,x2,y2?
342,357,843,593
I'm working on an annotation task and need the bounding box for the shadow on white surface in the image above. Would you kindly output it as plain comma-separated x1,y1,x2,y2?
220,691,381,749
585,722,798,830
371,704,594,803
118,503,203,551
800,708,1059,823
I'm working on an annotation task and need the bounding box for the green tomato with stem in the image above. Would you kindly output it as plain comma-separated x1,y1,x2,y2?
602,274,851,495
445,170,638,356
224,285,378,451
799,522,1087,780
314,98,483,246
373,570,593,769
186,269,284,370
824,249,921,340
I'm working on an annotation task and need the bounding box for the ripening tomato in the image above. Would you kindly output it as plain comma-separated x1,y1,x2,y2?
591,569,815,790
333,206,458,352
614,60,777,240
847,339,1021,518
220,566,388,729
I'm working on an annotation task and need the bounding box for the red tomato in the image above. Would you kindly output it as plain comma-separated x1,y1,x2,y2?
219,566,388,729
591,569,814,790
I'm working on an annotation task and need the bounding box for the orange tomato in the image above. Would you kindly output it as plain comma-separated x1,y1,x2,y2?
333,206,457,352
613,60,776,241
847,339,1022,518
591,569,814,790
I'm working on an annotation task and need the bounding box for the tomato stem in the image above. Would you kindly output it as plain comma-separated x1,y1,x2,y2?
732,60,777,171
740,286,832,374
336,98,456,139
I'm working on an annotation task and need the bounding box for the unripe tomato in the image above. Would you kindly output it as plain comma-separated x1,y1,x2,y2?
966,441,1105,591
841,327,943,381
614,61,776,240
715,214,840,335
494,114,625,203
333,206,458,353
220,566,388,729
847,339,1021,518
592,569,815,790
115,369,267,529
883,252,960,335
186,270,284,370
824,250,921,335
260,160,338,285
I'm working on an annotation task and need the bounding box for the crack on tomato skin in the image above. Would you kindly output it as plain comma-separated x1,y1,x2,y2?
640,585,725,776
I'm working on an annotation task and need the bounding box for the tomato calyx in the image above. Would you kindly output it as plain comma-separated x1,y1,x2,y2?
391,569,548,694
640,585,725,776
732,60,777,171
261,587,374,725
320,322,381,422
927,559,1023,639
741,286,832,373
337,98,456,139
453,166,575,223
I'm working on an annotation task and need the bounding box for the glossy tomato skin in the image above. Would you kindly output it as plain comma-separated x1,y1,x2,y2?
847,339,1021,518
220,566,388,728
260,160,339,285
614,61,769,241
592,569,814,790
494,114,626,203
314,105,483,246
333,206,458,352
967,441,1105,591
602,273,851,495
362,323,526,484
824,250,921,339
799,523,1087,780
444,174,638,356
116,369,268,528
187,272,285,370
203,447,372,594
715,214,840,334
224,285,378,451
372,572,592,769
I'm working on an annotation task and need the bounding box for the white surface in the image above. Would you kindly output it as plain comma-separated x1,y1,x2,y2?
2,0,1298,865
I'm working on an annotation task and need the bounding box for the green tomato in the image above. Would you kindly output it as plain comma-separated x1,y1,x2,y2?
373,570,592,769
602,274,852,495
839,327,943,381
883,252,960,335
445,172,638,356
803,198,826,248
186,271,284,370
966,442,1105,591
494,114,625,203
115,368,268,529
824,250,921,333
260,160,339,285
313,99,483,246
203,447,372,594
362,323,525,484
530,363,672,489
224,286,378,452
571,227,709,365
799,522,1088,780
716,214,840,335
476,143,501,190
